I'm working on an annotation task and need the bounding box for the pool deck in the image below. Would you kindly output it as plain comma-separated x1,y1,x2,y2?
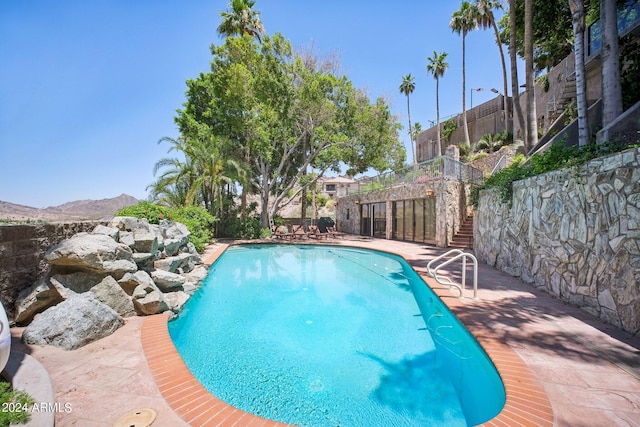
9,236,640,426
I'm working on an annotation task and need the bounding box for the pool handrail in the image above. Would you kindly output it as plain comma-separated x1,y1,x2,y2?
426,249,478,299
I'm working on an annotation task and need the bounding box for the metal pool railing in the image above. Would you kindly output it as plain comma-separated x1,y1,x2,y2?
426,249,478,299
347,156,483,195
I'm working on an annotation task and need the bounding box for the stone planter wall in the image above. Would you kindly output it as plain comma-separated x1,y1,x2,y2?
0,221,107,318
474,147,640,336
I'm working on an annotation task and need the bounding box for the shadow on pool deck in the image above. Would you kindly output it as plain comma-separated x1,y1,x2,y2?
10,236,640,426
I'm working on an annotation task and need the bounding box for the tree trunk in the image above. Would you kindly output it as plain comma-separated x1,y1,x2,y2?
462,33,471,146
436,78,442,157
491,20,510,139
524,0,538,152
570,0,590,147
407,96,415,165
509,0,526,144
601,0,623,128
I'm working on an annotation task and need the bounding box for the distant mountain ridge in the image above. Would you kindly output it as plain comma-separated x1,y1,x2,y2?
0,194,139,222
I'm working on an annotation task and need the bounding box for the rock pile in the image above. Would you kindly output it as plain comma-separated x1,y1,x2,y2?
18,216,209,350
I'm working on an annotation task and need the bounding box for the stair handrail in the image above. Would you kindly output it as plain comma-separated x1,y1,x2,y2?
426,249,478,299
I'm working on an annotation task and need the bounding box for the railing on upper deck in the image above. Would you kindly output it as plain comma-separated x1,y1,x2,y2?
346,156,483,195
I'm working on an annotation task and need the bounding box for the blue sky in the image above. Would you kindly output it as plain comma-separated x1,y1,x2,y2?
0,0,521,208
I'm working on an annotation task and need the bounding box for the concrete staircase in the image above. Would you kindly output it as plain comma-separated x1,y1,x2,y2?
449,213,474,251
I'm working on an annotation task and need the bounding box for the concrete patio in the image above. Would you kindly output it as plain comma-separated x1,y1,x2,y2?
8,236,640,426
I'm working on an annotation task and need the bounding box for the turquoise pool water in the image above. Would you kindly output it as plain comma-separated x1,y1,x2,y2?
169,245,505,426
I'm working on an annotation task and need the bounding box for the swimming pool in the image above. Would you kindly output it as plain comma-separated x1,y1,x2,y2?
169,244,505,426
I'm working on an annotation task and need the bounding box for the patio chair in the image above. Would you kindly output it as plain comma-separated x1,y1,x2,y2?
273,226,294,240
327,226,344,239
291,224,309,240
308,225,328,239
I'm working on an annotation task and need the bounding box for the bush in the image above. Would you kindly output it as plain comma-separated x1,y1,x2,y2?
116,202,217,252
0,381,34,426
471,140,640,207
220,216,262,239
172,206,217,252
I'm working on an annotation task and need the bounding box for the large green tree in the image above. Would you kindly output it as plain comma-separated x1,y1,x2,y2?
426,51,449,157
450,1,479,146
174,33,404,228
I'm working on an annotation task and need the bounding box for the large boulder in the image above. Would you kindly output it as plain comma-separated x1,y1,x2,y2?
14,277,63,326
50,271,106,294
150,269,186,292
22,293,124,350
109,216,151,233
160,220,190,256
91,276,136,317
44,233,137,277
118,270,156,295
133,288,169,315
154,253,195,274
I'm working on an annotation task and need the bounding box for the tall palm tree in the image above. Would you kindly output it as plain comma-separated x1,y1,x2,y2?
451,1,479,146
399,74,416,165
508,0,526,143
217,0,265,41
569,0,589,147
426,51,449,157
524,0,538,152
476,0,510,138
601,0,622,127
413,122,423,162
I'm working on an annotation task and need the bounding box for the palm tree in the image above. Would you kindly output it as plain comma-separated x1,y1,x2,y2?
524,0,538,152
450,1,479,146
476,0,510,138
426,51,449,157
569,0,589,147
399,74,416,165
413,122,423,162
508,0,526,143
601,0,623,127
217,0,265,41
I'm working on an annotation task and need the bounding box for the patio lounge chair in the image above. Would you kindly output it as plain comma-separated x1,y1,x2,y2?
291,224,309,239
273,226,294,240
308,225,328,239
327,226,344,239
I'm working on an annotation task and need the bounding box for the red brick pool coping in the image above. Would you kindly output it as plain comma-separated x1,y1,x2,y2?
141,243,554,426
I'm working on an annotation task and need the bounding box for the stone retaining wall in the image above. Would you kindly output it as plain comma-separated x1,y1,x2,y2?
474,147,640,336
0,221,107,318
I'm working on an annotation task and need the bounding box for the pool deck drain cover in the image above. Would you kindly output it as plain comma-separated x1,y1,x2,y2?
112,408,157,427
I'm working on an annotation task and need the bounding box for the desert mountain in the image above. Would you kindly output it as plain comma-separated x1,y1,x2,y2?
0,194,139,222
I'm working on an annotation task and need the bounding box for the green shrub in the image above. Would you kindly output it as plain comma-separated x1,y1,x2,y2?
472,140,640,207
172,206,217,252
116,202,217,252
0,381,34,426
220,216,262,239
116,201,173,224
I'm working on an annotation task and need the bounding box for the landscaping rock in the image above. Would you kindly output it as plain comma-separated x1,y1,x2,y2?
44,233,137,277
91,276,136,317
92,224,120,241
118,270,156,295
154,253,195,274
22,293,124,350
132,287,169,315
51,271,106,294
163,291,189,313
160,220,190,256
14,277,63,326
150,269,185,292
109,216,151,233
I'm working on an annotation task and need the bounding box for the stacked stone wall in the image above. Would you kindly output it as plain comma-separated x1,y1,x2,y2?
475,147,640,336
0,221,107,317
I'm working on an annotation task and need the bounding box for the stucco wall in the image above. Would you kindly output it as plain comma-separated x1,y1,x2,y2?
0,221,107,318
474,147,640,336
